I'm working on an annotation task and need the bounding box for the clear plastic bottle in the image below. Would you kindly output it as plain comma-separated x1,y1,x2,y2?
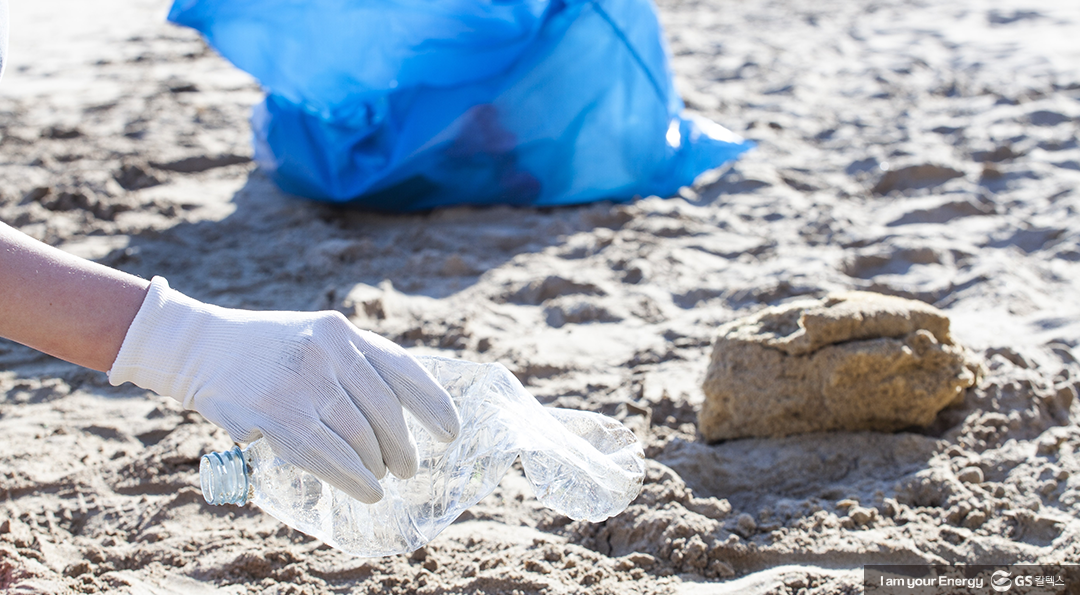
200,356,645,557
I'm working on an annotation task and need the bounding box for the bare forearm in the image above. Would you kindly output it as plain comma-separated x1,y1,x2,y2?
0,222,150,372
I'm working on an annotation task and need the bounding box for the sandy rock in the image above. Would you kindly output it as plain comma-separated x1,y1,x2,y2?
699,291,980,441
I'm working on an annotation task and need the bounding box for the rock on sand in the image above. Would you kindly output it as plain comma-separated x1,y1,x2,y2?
699,292,981,441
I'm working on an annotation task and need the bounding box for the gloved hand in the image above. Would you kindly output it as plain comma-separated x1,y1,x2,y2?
108,277,460,504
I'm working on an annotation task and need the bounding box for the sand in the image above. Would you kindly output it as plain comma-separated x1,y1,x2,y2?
2,0,1080,593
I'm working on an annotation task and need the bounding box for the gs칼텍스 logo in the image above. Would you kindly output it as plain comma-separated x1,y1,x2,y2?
991,570,1012,592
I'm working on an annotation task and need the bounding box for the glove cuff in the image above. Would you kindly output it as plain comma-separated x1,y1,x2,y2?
108,276,215,409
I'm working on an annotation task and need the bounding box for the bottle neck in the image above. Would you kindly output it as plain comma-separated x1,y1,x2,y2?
200,445,250,506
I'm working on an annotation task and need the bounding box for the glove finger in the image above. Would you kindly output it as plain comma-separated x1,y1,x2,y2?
227,426,263,444
197,396,267,444
263,422,384,504
320,386,387,480
335,341,419,480
354,330,461,443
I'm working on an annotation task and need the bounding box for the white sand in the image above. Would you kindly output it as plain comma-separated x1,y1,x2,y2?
2,0,1079,593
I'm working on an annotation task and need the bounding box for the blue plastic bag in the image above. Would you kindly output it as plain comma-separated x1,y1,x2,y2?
168,0,751,211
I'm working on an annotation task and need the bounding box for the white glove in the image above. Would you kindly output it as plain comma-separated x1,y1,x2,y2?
108,277,460,504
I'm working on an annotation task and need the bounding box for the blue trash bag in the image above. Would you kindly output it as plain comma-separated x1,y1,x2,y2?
168,0,752,211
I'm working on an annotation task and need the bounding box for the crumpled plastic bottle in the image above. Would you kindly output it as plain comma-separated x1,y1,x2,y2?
199,356,645,557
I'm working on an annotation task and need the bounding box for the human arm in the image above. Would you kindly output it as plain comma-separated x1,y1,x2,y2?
0,221,460,503
0,221,149,372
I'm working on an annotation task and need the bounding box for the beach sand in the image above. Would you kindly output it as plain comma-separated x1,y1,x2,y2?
2,0,1079,592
